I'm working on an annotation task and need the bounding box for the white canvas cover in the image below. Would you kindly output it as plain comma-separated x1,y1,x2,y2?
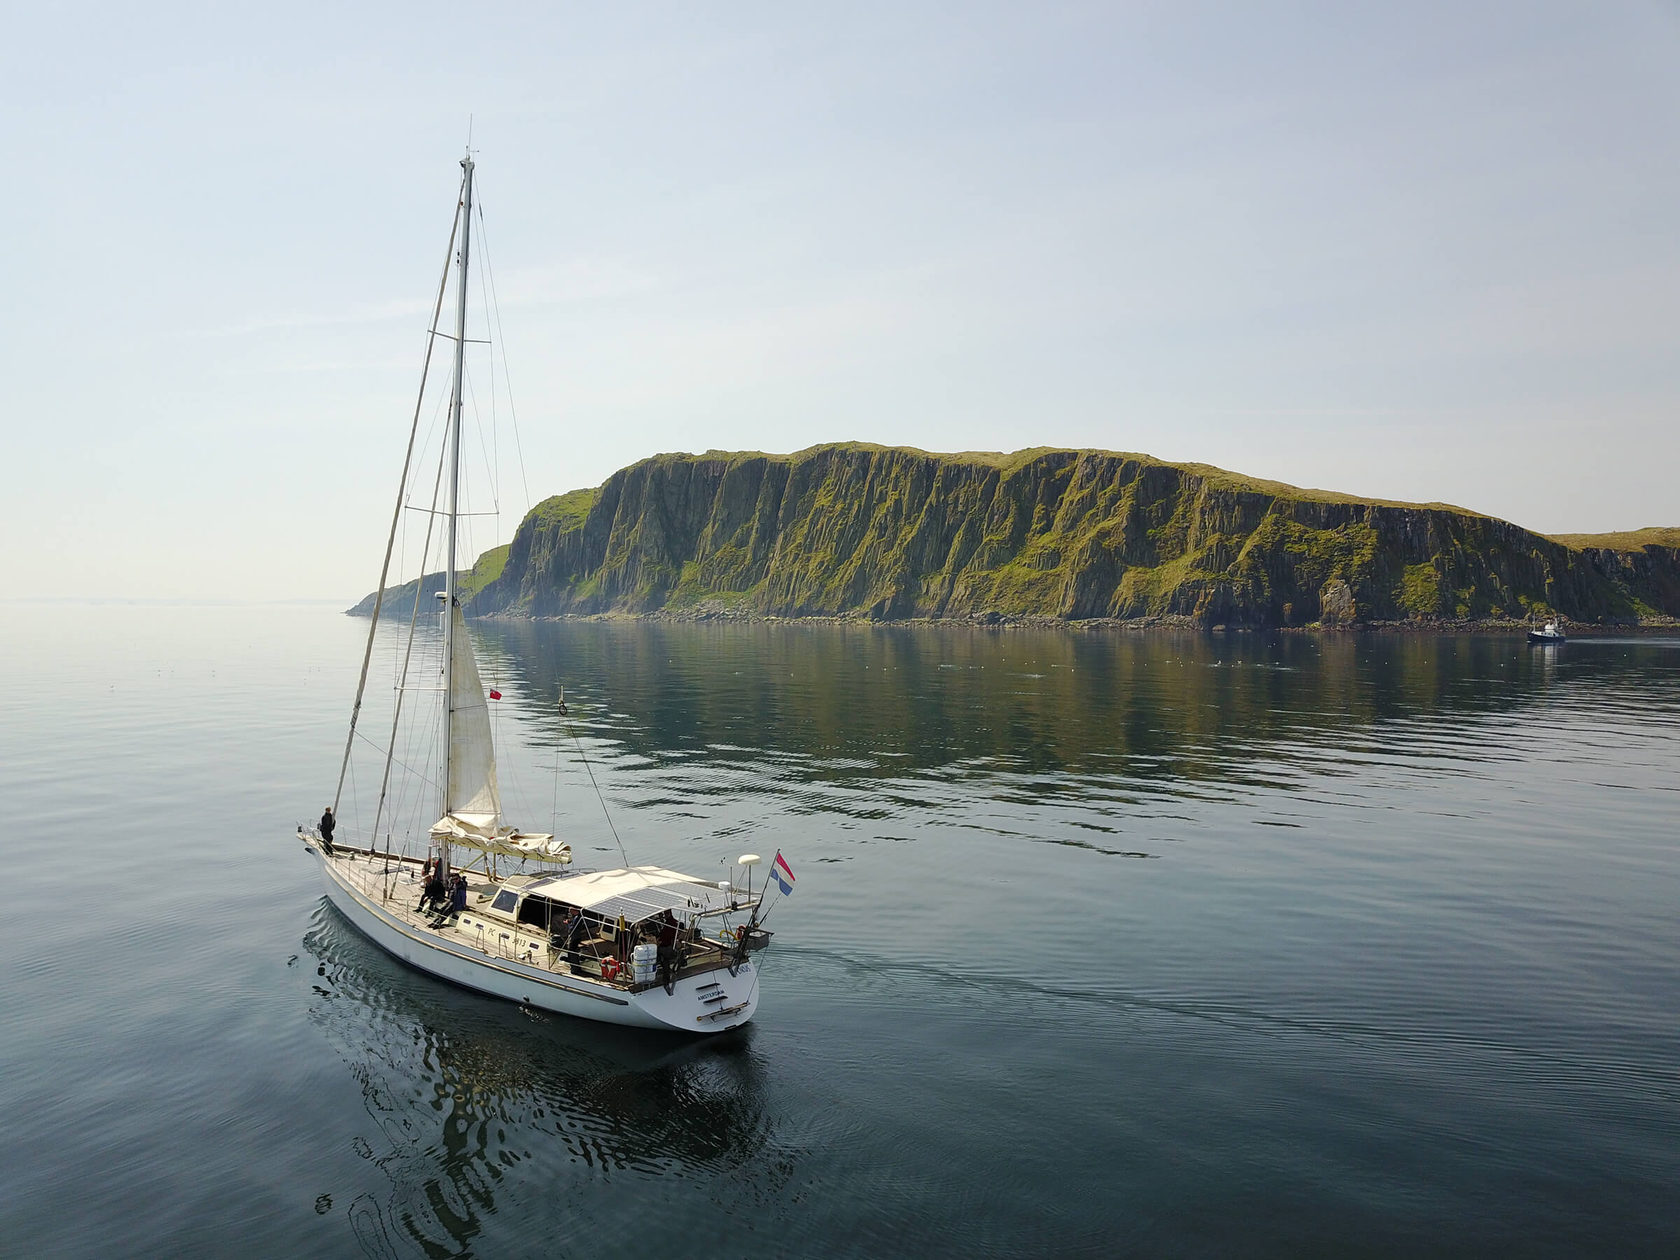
429,814,569,862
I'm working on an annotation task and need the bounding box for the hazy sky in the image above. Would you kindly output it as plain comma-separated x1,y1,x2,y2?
6,2,1677,601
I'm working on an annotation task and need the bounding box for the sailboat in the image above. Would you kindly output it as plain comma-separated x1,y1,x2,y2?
297,152,776,1032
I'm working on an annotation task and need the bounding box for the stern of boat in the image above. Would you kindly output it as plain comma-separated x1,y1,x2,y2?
631,964,760,1033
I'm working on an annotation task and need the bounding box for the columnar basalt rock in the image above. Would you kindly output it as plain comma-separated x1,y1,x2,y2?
353,445,1680,627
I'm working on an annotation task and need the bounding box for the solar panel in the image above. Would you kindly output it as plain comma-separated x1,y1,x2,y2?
587,886,704,922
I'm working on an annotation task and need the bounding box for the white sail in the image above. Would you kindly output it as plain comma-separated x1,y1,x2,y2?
432,604,565,858
442,603,501,833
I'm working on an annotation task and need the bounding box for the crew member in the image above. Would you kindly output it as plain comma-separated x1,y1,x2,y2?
655,910,681,983
419,864,447,913
560,907,588,967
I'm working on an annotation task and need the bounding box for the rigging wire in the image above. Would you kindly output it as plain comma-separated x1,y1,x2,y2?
345,750,359,849
370,380,452,848
550,697,564,839
454,359,508,749
343,176,637,887
563,712,630,868
474,197,534,512
463,364,501,518
472,199,500,518
474,194,562,815
333,169,464,818
354,726,439,798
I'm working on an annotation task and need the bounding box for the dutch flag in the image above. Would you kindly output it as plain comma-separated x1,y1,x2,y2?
768,851,795,895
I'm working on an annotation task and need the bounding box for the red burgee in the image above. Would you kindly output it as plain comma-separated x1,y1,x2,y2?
489,689,502,700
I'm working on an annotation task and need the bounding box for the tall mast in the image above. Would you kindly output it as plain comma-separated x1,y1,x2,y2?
442,151,475,870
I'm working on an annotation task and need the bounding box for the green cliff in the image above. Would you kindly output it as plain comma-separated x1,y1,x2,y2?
357,445,1680,628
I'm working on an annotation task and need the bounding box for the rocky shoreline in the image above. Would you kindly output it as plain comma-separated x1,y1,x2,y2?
478,606,1680,636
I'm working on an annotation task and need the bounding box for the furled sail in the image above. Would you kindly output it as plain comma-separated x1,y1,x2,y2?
442,603,500,833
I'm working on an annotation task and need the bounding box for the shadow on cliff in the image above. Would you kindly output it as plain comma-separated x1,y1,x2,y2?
440,446,1680,629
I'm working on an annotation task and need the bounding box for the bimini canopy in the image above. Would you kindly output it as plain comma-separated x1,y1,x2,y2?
524,866,733,923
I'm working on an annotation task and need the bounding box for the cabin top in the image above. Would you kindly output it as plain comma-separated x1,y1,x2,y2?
482,864,741,925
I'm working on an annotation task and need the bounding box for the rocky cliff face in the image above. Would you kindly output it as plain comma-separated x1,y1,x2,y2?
366,445,1680,627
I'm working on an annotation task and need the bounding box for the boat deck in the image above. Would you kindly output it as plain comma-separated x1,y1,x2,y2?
328,848,739,992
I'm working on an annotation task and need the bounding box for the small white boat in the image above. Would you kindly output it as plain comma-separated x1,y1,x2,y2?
1527,619,1566,644
297,152,780,1032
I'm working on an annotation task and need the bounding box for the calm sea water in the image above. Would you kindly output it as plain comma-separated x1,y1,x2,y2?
2,604,1677,1257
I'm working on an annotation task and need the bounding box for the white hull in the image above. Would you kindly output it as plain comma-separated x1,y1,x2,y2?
309,844,759,1033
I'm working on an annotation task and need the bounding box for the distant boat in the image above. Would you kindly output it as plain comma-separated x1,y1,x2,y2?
1528,619,1566,644
296,152,778,1032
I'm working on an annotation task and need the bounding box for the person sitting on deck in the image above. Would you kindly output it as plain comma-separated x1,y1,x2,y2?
419,864,447,914
448,874,467,916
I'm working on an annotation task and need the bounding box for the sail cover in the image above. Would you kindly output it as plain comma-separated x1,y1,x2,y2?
443,603,501,831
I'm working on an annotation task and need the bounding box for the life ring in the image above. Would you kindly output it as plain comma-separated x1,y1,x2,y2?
601,957,621,981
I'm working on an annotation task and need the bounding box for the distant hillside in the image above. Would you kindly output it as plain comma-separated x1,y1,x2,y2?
351,445,1680,628
346,544,509,620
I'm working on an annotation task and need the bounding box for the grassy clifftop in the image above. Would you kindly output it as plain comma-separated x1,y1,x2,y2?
1547,526,1680,551
359,445,1680,627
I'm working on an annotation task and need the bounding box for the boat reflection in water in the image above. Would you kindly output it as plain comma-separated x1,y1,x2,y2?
302,903,778,1257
